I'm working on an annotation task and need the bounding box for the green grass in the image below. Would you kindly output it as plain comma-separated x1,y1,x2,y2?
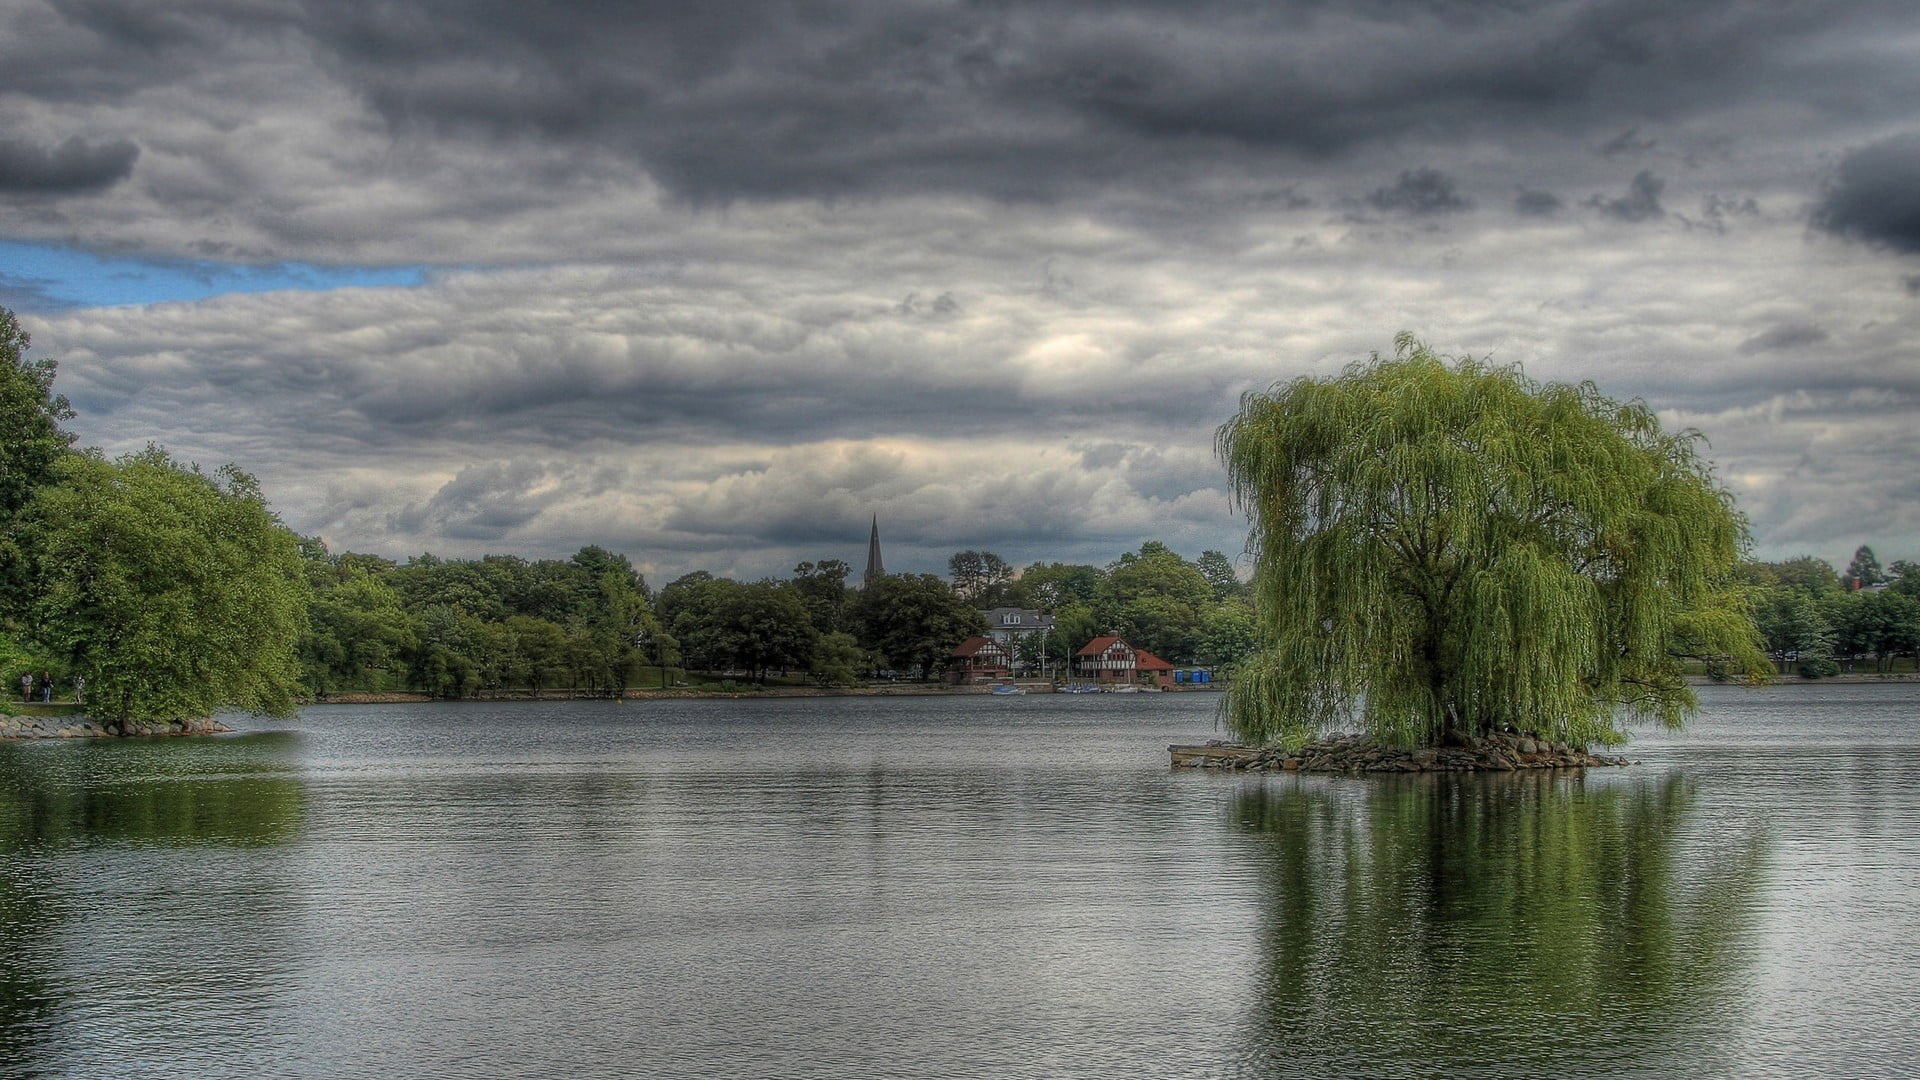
0,701,86,717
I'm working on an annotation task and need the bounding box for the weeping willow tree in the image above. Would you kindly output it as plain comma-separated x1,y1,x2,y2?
1217,335,1767,750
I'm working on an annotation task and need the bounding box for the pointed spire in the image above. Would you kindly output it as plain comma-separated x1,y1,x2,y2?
864,514,885,585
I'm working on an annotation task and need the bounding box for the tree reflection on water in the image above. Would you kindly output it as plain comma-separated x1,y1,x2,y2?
1232,772,1767,1078
0,733,306,1068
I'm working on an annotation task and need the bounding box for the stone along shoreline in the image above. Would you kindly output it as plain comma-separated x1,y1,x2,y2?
0,713,231,739
1171,728,1632,773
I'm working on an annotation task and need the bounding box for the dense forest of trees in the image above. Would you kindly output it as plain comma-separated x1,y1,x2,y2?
292,536,1260,696
1742,546,1920,676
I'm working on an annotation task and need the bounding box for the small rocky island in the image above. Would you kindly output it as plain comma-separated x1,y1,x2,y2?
1172,729,1632,773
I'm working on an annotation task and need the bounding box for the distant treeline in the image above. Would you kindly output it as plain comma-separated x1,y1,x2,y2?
295,540,1260,696
1741,546,1920,676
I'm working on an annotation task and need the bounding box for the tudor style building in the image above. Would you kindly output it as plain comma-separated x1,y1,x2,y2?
947,635,1013,684
1072,634,1175,687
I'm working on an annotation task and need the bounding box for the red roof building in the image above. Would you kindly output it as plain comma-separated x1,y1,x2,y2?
947,635,1013,684
1072,635,1174,686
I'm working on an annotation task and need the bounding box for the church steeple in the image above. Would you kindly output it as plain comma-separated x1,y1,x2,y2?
864,515,885,585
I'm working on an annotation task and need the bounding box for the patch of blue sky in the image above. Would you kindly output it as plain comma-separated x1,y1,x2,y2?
0,240,426,311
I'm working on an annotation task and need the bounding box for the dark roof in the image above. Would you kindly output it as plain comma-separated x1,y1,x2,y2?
951,635,1008,658
982,607,1055,629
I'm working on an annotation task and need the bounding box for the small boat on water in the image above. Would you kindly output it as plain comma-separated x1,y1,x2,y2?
1061,684,1099,694
989,683,1026,695
1107,684,1144,693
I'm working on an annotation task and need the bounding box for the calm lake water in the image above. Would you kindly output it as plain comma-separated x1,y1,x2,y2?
3,684,1918,1079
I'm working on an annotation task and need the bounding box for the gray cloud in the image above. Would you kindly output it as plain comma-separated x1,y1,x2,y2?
1589,170,1665,222
1366,168,1470,215
0,136,138,193
1599,127,1657,158
391,460,568,541
1737,323,1828,355
1514,188,1563,216
0,1,1912,227
1813,132,1920,254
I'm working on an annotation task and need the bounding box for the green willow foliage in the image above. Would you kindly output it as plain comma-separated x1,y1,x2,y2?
1217,335,1767,750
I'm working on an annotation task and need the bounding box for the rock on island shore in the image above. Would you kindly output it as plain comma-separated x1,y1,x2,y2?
1172,729,1632,773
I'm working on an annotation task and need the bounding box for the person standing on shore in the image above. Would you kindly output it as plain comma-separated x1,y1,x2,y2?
39,671,52,702
73,674,84,704
19,672,30,702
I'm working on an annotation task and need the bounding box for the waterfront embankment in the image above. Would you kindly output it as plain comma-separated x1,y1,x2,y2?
0,711,229,739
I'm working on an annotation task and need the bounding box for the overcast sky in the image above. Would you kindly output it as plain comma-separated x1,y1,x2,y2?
3,0,1917,583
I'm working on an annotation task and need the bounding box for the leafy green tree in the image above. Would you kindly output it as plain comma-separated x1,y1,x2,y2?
1840,589,1920,672
1017,562,1104,609
0,307,74,520
809,631,866,687
1751,586,1838,677
853,573,985,679
662,576,816,681
411,603,482,697
503,614,572,692
1217,335,1767,750
1843,545,1884,590
790,559,853,634
578,567,652,692
1099,541,1211,662
1196,599,1259,674
1889,560,1919,597
1740,555,1842,596
717,581,816,682
24,449,310,729
300,562,417,693
948,550,1015,604
1046,603,1101,668
0,307,76,611
1196,549,1246,602
1113,593,1198,663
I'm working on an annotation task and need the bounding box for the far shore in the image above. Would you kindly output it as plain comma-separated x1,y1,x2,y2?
305,670,1919,705
6,671,1911,740
310,682,1227,704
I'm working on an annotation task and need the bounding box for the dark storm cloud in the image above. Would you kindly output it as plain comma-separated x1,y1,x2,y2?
15,0,1907,212
1589,170,1664,222
1813,132,1920,254
0,136,138,193
1737,323,1828,355
1514,188,1563,216
1365,168,1470,215
1598,127,1657,158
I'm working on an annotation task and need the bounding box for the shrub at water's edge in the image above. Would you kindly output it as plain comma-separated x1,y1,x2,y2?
1217,334,1768,752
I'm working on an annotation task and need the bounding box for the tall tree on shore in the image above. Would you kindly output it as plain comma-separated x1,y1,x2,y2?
1843,545,1884,590
948,549,1015,605
1216,335,1767,751
854,573,985,678
24,449,310,728
0,307,76,612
